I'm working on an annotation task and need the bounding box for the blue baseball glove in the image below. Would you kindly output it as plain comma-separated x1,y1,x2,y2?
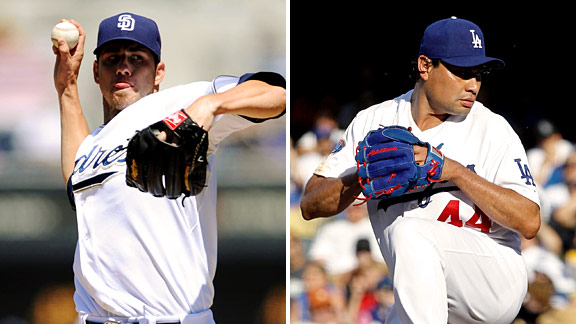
355,125,445,200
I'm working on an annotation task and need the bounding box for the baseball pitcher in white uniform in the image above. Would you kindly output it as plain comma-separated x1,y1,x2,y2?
52,13,286,324
300,17,540,324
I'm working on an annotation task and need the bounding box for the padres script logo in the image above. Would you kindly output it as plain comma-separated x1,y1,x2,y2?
72,144,127,191
117,14,135,31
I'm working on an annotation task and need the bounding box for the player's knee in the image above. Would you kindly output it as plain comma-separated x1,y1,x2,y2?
451,300,522,324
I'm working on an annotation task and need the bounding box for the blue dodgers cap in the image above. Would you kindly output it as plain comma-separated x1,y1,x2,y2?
94,12,161,61
419,17,504,69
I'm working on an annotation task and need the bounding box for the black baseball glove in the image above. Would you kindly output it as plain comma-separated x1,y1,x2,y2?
125,109,209,199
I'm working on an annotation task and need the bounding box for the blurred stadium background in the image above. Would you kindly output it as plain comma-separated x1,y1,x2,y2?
0,0,286,323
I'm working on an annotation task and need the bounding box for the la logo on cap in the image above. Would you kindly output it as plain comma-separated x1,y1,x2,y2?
117,14,135,31
470,30,482,49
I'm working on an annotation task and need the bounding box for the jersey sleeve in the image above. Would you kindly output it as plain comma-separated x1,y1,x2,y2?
492,127,541,206
206,72,285,153
212,73,286,123
213,72,285,93
238,72,286,89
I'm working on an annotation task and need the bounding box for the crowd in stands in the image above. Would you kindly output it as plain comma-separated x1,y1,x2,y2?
290,112,576,323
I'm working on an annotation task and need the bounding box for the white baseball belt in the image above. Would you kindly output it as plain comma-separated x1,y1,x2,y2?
80,309,215,324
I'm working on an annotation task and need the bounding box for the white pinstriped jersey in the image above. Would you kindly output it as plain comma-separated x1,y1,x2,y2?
69,74,280,317
314,90,540,253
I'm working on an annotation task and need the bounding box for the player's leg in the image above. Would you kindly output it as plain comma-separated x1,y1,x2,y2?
380,217,526,324
442,228,527,324
380,217,449,324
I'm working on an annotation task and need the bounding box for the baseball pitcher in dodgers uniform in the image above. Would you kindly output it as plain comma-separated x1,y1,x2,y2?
300,17,540,324
52,13,285,324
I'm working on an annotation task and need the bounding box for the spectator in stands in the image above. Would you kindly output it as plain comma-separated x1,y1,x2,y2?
290,231,309,303
307,204,385,284
527,119,574,188
514,272,576,324
521,234,576,308
370,277,395,323
295,110,344,155
544,152,576,254
345,239,388,324
291,261,346,324
296,134,336,194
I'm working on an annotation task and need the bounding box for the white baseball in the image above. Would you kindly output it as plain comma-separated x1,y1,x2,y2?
51,21,79,49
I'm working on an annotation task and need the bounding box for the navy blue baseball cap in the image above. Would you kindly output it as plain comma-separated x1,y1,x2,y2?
419,17,504,69
94,12,162,61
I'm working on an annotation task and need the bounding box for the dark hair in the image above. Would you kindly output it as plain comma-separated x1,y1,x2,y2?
356,238,371,253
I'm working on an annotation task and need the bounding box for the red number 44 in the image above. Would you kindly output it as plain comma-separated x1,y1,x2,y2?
437,200,492,233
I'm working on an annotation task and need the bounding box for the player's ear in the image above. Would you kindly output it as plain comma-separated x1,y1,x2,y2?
418,55,432,80
93,60,100,84
154,62,165,88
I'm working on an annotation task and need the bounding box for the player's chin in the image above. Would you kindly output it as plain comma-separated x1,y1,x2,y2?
451,103,473,115
111,91,144,110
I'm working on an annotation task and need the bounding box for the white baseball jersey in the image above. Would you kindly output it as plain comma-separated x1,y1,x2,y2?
315,90,541,323
315,90,540,252
69,74,281,319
